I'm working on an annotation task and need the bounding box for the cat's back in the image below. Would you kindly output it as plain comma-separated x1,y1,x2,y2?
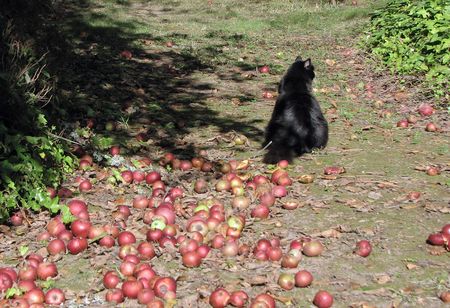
279,91,318,110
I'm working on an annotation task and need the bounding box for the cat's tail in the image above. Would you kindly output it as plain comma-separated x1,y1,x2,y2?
262,145,294,164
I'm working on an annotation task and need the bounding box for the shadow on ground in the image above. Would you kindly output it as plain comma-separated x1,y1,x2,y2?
4,0,264,158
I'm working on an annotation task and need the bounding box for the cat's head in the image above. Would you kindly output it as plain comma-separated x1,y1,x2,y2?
278,57,315,94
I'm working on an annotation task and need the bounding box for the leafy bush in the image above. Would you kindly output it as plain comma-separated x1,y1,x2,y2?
364,0,450,97
0,21,74,221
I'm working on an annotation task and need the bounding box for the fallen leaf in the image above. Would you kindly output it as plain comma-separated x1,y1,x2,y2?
325,59,336,66
312,228,342,238
393,91,409,102
231,98,241,106
298,174,314,184
374,274,391,284
248,275,269,285
406,263,419,270
272,294,293,305
349,302,378,308
368,191,382,200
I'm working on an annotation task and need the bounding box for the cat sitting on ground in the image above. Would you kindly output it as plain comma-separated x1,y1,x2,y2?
262,57,328,164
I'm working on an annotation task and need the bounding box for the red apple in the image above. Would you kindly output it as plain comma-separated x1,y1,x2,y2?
295,270,313,287
354,240,372,257
105,288,124,304
182,251,202,268
209,288,230,308
133,195,149,209
109,145,120,156
19,266,37,281
120,50,132,59
10,212,23,226
418,103,434,116
137,242,156,260
24,288,45,304
47,239,66,255
79,180,92,192
425,122,437,132
121,170,133,184
37,262,58,280
396,119,408,128
67,238,88,254
133,170,145,183
68,199,88,215
253,294,276,308
229,290,249,307
324,166,345,175
45,288,65,305
118,231,136,246
0,272,13,291
426,166,440,176
17,279,36,292
259,65,270,73
103,271,120,289
0,267,17,282
278,273,295,290
313,290,333,308
153,277,176,299
145,171,161,184
138,289,156,304
122,280,143,299
71,219,92,238
303,241,324,257
262,91,274,99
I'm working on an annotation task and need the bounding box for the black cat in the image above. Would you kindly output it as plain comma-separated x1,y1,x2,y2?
262,57,328,164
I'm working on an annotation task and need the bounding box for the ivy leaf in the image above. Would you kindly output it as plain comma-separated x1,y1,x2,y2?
19,245,29,256
60,205,75,224
41,279,55,290
5,287,21,299
37,114,48,126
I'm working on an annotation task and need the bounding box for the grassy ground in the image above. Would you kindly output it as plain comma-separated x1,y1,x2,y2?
1,0,449,307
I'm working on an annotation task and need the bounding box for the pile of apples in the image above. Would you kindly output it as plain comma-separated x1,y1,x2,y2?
3,147,380,307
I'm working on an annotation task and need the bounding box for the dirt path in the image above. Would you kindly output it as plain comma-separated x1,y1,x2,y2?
1,1,448,307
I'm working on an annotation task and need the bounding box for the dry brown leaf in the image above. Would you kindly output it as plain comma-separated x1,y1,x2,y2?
325,59,336,66
248,275,269,285
427,245,447,255
376,181,397,188
242,72,256,79
349,302,378,308
368,191,383,200
307,200,329,208
324,166,346,175
177,295,199,308
114,197,126,204
405,263,419,270
400,204,421,210
393,91,409,102
358,227,376,236
362,125,375,130
322,175,338,180
424,204,450,213
298,174,314,184
374,274,391,284
236,160,250,170
272,294,294,305
231,98,241,106
312,228,342,238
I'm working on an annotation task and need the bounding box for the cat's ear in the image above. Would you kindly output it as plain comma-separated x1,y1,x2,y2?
295,56,302,62
304,58,312,69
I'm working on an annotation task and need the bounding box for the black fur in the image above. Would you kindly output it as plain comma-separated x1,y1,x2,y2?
262,57,328,164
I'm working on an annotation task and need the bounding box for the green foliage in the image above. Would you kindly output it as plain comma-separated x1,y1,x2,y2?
364,0,450,97
0,21,75,221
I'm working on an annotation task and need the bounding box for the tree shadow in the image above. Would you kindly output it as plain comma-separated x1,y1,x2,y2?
4,0,265,159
